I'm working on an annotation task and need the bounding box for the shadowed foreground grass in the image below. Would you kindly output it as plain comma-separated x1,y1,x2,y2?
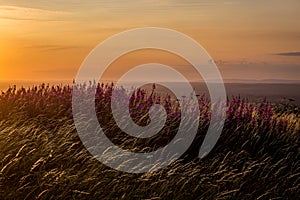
0,84,299,199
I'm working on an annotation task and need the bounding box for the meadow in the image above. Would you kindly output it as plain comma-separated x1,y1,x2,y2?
0,83,299,199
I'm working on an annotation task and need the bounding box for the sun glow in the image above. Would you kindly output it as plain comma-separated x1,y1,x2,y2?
0,1,299,81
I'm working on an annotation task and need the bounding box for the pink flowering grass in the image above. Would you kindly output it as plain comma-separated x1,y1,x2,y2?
0,83,299,199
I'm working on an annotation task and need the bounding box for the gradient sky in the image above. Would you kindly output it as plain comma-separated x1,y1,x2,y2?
0,0,299,81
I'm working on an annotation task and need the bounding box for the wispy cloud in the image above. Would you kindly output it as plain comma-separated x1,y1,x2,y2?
274,52,300,57
0,5,71,21
26,44,82,52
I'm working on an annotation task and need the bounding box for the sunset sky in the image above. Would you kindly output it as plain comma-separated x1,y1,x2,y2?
0,0,299,82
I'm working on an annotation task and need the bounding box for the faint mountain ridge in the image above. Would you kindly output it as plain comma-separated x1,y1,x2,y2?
222,79,300,84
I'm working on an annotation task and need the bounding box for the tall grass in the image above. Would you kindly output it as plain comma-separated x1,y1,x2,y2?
0,83,299,199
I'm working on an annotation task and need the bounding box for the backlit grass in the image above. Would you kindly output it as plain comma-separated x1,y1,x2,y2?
0,83,299,199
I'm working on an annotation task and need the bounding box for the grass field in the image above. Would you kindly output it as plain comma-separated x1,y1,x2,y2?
0,83,299,199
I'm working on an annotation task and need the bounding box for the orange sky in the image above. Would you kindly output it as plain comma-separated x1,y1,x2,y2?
0,0,300,81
